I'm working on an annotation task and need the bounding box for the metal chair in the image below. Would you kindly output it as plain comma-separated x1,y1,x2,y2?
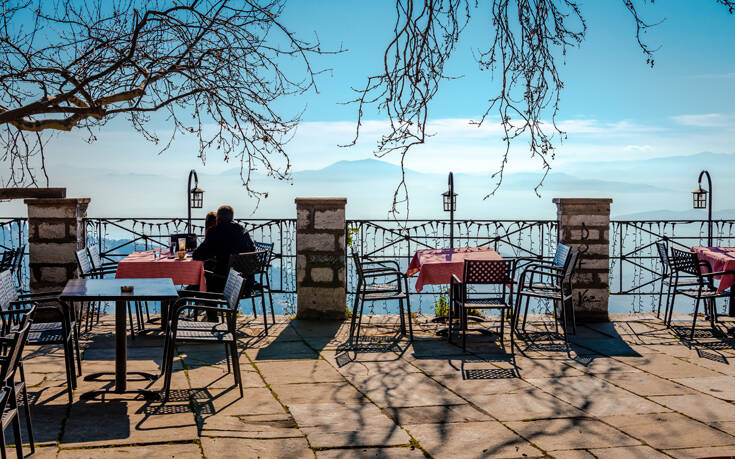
228,251,271,334
0,310,34,458
253,241,276,324
350,251,413,343
514,250,580,342
667,248,733,340
161,269,244,401
450,259,516,351
0,250,16,273
655,240,699,320
0,270,79,404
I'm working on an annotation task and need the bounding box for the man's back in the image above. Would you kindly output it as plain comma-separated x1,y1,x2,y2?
193,221,255,277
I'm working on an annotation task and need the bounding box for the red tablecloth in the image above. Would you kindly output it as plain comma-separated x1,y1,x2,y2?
692,246,735,294
406,247,502,292
115,251,207,291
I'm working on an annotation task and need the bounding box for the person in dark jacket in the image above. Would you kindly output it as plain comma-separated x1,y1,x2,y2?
193,205,255,293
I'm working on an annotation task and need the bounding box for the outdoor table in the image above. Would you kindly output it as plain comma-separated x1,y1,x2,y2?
692,246,735,317
60,278,178,400
406,246,503,292
115,250,207,291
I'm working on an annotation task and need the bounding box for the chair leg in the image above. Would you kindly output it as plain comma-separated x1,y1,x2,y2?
522,295,531,334
19,368,34,454
62,343,74,404
0,427,6,459
261,294,269,334
266,277,276,324
397,299,406,336
355,295,366,343
73,326,83,376
11,390,23,459
461,307,467,351
163,336,177,402
349,292,360,342
405,294,414,342
508,307,515,354
251,297,257,318
447,294,454,344
691,296,701,341
127,302,136,339
666,287,677,326
499,309,505,346
229,341,243,397
224,343,231,374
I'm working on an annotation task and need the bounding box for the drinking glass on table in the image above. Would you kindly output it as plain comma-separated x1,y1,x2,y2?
178,238,186,252
153,248,161,260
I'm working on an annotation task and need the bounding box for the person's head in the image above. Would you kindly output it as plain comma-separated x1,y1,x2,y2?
216,205,234,224
205,211,217,229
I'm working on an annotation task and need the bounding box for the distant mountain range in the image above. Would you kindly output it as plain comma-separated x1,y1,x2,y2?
1,151,733,220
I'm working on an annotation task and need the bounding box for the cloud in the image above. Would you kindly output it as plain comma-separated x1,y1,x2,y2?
671,113,732,128
623,145,653,152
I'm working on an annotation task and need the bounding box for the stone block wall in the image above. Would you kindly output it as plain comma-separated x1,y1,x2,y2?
295,198,347,320
553,198,612,322
25,198,90,292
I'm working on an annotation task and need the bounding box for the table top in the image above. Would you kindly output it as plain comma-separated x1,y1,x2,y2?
119,250,196,263
693,246,735,260
60,278,179,301
407,246,501,272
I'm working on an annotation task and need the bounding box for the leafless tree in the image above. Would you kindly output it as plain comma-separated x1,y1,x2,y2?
348,0,735,217
0,0,329,196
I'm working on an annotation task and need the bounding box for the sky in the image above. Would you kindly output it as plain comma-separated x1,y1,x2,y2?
2,0,735,217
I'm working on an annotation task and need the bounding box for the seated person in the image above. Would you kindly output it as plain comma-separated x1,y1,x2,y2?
205,211,217,236
193,205,255,293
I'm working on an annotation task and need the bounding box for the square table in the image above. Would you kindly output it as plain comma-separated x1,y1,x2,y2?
406,246,502,292
115,250,207,291
60,278,178,399
692,246,735,317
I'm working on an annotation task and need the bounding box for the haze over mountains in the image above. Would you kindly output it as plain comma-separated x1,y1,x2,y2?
2,152,733,220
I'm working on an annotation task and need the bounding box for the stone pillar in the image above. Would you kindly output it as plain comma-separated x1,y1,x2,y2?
553,198,612,322
295,198,347,320
25,198,91,292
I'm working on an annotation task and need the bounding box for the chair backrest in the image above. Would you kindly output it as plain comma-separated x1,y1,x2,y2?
0,270,19,311
669,248,701,277
253,241,274,267
222,269,244,310
228,251,267,278
87,245,103,270
75,249,92,277
563,250,581,281
656,240,670,274
0,249,15,271
463,259,515,285
0,318,32,384
351,251,365,279
552,243,572,269
12,245,24,272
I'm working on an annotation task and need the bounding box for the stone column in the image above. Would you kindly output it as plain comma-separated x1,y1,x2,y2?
553,198,612,322
295,198,347,320
25,198,91,293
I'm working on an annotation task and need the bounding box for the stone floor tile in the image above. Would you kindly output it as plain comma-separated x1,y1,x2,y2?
316,446,424,458
245,341,318,360
200,412,300,438
649,394,735,422
431,373,535,397
270,383,367,406
322,352,420,378
406,421,543,458
587,445,670,458
613,354,721,379
288,402,395,428
57,442,203,458
349,372,466,408
380,404,491,425
200,436,312,458
710,421,735,436
664,445,735,459
255,359,344,384
505,418,640,451
674,375,735,400
549,450,596,459
185,364,262,389
303,425,411,448
601,373,696,396
195,387,285,419
467,390,585,421
496,356,585,379
562,356,643,375
602,412,735,449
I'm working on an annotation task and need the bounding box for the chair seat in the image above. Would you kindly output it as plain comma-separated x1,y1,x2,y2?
363,291,407,301
518,288,562,300
174,327,234,342
675,286,728,299
664,278,701,287
25,322,66,344
458,298,511,309
1,406,17,430
529,282,559,291
364,283,397,292
177,320,229,332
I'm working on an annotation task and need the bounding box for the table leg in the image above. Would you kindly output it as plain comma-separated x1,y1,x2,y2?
115,299,127,393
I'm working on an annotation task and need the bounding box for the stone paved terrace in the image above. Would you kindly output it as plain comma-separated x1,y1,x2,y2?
11,312,735,458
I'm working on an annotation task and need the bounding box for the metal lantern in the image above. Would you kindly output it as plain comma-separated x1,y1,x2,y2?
692,185,707,209
442,190,457,212
190,186,204,209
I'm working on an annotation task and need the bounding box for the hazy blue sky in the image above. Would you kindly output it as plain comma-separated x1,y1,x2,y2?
3,1,735,216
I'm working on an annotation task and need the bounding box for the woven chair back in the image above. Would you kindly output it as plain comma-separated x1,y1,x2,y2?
87,245,103,270
0,270,18,311
253,242,274,266
222,269,245,310
0,318,32,384
228,251,267,278
656,240,670,274
552,243,572,269
669,248,701,277
76,249,92,276
463,259,515,285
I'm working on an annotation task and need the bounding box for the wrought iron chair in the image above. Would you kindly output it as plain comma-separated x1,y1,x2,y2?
655,240,699,320
0,310,35,457
0,270,79,404
253,241,276,324
667,248,733,340
228,251,271,333
450,259,516,351
0,249,16,273
350,251,413,343
161,269,244,401
514,250,580,342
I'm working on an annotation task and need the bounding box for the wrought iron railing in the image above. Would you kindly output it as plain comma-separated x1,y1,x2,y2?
83,217,297,314
2,215,733,316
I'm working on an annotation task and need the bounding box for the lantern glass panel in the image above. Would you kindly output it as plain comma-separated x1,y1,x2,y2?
191,188,204,209
692,187,707,209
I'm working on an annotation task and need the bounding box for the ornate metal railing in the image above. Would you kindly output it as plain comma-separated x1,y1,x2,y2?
609,219,735,314
83,217,297,314
345,219,558,314
0,217,29,290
